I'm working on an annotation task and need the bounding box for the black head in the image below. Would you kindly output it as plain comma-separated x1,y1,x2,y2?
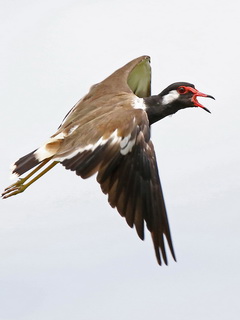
159,82,215,113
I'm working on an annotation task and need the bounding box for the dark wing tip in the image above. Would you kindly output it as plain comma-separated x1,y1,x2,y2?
152,232,177,266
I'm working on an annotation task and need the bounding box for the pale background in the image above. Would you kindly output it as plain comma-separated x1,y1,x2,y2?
0,0,239,319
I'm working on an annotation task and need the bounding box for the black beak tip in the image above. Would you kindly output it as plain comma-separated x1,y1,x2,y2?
203,107,211,114
207,94,215,100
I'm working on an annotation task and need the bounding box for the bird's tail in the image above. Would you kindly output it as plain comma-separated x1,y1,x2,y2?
11,150,40,178
2,141,59,199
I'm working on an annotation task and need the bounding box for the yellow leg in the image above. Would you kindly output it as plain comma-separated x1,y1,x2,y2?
2,160,59,199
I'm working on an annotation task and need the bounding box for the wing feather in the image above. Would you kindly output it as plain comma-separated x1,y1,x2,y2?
95,113,176,265
57,56,151,131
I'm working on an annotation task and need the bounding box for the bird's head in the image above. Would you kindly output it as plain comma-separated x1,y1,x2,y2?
160,82,215,113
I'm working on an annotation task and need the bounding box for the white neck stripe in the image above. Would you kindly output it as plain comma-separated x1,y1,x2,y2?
162,90,179,105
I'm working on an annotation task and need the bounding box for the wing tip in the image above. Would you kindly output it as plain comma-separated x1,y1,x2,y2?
152,232,177,266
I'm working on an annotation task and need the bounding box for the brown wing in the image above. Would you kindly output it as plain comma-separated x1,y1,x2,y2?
33,55,152,166
96,113,176,265
58,55,151,129
103,55,151,97
60,107,175,265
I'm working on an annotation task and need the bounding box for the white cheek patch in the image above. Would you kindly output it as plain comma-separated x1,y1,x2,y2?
162,90,179,105
132,97,146,110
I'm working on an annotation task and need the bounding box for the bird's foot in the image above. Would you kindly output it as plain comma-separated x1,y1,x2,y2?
1,179,27,199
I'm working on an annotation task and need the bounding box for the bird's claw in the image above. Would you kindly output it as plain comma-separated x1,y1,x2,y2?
1,179,26,199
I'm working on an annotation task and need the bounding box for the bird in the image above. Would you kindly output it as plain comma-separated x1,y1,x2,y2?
2,55,214,265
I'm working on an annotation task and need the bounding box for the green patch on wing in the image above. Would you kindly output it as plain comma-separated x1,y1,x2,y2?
127,57,151,98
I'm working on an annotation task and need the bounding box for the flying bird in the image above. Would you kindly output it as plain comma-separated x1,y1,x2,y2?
2,56,214,265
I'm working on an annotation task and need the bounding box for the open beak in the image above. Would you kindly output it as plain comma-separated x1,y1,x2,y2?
190,89,215,113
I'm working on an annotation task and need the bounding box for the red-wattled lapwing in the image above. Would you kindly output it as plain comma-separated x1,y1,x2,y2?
2,56,214,265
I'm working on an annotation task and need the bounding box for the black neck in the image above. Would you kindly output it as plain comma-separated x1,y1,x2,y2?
144,95,182,125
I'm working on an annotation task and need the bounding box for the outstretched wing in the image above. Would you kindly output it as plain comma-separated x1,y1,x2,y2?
96,113,176,265
34,56,152,164
59,107,175,265
58,55,151,130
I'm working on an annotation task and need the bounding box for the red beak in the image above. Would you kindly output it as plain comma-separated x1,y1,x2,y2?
186,87,215,113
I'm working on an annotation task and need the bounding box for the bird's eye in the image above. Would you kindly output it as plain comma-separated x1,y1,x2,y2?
177,86,187,94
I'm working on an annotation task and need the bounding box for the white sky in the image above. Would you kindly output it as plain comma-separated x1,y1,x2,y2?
0,0,240,319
